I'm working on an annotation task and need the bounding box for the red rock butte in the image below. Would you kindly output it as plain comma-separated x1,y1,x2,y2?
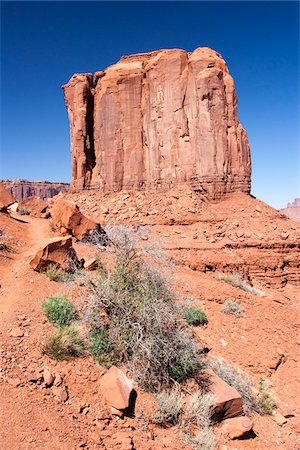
63,47,251,200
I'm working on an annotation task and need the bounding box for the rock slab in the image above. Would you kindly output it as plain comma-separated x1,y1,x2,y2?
63,47,251,200
29,236,79,272
100,366,133,411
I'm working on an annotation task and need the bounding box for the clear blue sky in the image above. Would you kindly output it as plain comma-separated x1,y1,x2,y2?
1,1,299,209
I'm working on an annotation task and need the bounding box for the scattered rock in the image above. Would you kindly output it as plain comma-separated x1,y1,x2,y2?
29,236,79,272
84,258,99,271
221,416,254,439
53,372,63,386
17,196,49,218
43,368,55,387
52,385,68,402
100,366,134,411
272,412,287,426
9,327,24,338
8,377,22,388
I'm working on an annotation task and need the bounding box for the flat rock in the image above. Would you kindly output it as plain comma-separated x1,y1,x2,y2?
9,327,24,338
272,412,287,426
52,385,68,402
100,366,133,411
221,416,254,439
29,236,79,272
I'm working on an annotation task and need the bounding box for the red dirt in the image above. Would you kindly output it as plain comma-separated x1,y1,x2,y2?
0,198,299,449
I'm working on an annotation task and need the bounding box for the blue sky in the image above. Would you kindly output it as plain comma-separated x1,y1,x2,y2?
1,1,299,209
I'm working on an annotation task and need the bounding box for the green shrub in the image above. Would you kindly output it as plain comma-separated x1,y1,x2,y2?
43,264,74,282
18,207,30,215
258,379,276,414
222,300,243,317
214,272,265,296
41,295,76,326
90,327,112,366
183,306,207,326
43,324,86,360
152,389,183,426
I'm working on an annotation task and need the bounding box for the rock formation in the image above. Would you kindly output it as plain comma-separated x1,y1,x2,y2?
0,182,16,211
280,198,300,221
2,180,69,202
63,47,251,200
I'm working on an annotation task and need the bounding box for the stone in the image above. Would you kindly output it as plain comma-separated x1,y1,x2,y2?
0,181,16,211
272,412,287,426
202,369,243,420
43,368,55,387
84,258,99,271
8,377,22,388
9,327,24,338
17,196,49,218
7,202,18,213
29,236,79,272
52,385,68,402
50,198,103,240
2,179,69,202
100,366,134,411
292,420,300,433
63,47,251,200
221,416,254,439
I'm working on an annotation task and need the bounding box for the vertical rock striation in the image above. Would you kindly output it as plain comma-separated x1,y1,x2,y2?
63,47,251,200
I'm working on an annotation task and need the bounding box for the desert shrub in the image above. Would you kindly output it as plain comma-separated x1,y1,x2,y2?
43,264,75,282
184,428,216,450
182,392,214,429
43,324,86,360
41,295,77,326
214,272,264,296
85,226,205,391
18,207,30,215
208,357,259,412
89,327,112,366
152,389,183,426
183,306,207,326
222,300,243,317
258,379,276,414
0,230,13,253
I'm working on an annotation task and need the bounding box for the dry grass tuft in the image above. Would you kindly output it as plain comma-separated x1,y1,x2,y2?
214,272,265,296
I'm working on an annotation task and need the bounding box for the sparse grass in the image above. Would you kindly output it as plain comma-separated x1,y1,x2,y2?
18,207,30,215
208,357,259,413
0,230,13,253
214,272,265,296
222,300,244,317
84,225,206,392
258,379,277,414
43,264,75,282
43,324,86,360
41,295,77,326
183,306,207,326
152,389,183,426
184,428,216,450
182,392,215,429
89,327,112,366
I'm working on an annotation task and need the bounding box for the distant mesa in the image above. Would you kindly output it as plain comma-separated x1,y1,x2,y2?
280,198,300,221
63,47,251,201
2,180,69,202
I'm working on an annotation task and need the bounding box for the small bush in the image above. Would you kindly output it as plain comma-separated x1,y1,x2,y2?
258,379,276,414
152,389,183,426
43,264,74,282
214,272,264,296
43,324,86,360
208,357,259,412
18,207,30,215
183,392,214,429
183,306,207,326
90,327,112,366
184,428,216,450
41,295,77,326
222,300,243,317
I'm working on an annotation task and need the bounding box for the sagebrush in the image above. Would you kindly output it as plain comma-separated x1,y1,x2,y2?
43,324,86,360
183,306,207,326
41,295,77,326
222,300,243,317
152,389,183,426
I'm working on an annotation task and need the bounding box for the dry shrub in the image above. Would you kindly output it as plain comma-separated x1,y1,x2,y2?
222,300,244,317
214,272,265,296
258,379,277,414
182,392,215,429
184,428,216,450
43,324,86,360
152,388,183,426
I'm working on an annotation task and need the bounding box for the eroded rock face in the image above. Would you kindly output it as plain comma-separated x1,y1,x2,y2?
2,180,69,202
280,198,300,221
0,182,16,211
63,47,251,200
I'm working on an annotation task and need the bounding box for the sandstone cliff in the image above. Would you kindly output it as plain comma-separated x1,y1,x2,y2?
280,198,300,221
63,47,251,200
2,180,69,202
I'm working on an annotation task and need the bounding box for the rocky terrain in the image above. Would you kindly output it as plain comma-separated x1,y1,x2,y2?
2,179,69,201
0,47,299,450
63,48,251,199
281,198,300,221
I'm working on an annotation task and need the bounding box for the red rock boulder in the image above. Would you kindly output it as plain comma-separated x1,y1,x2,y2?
29,236,79,272
0,181,16,211
221,416,254,439
100,366,134,411
50,198,102,240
